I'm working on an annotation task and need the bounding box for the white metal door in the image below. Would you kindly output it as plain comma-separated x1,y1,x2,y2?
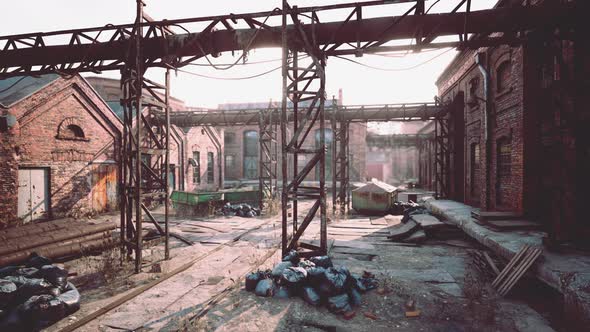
18,168,49,222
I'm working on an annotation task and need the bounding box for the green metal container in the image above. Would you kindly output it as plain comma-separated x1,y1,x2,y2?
222,189,259,205
351,181,398,215
170,191,223,209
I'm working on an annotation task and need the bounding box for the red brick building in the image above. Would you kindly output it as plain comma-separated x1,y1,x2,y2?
423,0,590,244
0,75,122,226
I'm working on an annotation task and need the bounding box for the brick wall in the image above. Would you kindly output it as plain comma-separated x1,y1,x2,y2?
223,122,366,183
0,75,122,225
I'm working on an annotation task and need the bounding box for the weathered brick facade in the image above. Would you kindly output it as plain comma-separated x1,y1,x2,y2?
425,0,590,243
0,75,122,227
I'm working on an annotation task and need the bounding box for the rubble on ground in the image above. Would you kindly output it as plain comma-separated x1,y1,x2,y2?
244,251,378,316
219,202,261,217
0,253,80,331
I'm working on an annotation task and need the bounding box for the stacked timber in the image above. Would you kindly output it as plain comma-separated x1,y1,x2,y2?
0,219,116,267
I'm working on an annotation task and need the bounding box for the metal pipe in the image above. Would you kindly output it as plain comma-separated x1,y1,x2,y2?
475,51,491,210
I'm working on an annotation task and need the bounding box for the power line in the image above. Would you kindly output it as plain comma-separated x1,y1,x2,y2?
333,48,454,72
177,65,282,80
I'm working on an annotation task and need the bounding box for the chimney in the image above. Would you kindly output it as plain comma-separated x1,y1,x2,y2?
338,88,343,106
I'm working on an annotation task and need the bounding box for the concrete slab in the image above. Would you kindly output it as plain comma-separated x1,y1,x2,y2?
425,198,590,326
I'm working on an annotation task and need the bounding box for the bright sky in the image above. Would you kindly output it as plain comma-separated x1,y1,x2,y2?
0,0,497,110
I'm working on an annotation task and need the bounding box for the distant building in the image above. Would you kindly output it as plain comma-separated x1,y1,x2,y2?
219,99,367,184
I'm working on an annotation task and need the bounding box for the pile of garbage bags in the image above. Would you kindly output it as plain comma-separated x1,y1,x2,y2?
0,253,80,331
220,203,261,218
245,251,378,316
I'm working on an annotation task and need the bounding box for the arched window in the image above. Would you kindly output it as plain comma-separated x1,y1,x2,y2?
496,61,512,92
243,130,258,179
57,117,88,141
65,124,85,138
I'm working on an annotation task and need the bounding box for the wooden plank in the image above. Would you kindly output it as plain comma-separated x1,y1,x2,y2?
497,248,542,296
410,214,447,231
482,251,501,276
400,229,427,243
370,217,388,226
492,245,529,289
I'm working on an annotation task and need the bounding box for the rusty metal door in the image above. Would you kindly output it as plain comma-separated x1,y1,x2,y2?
18,168,49,222
92,164,117,212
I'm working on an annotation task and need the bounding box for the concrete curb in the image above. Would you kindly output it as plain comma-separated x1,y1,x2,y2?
424,198,590,327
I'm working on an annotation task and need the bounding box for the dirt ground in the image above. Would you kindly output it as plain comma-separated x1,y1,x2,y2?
43,204,557,332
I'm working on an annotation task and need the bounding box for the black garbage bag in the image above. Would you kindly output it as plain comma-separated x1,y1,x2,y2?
18,294,66,329
241,204,252,213
301,286,321,306
49,287,61,297
348,288,362,307
306,267,326,288
0,280,17,307
4,276,53,304
0,266,18,278
327,293,352,314
58,282,81,314
254,279,275,297
298,260,315,269
237,209,246,217
271,261,292,279
245,271,263,292
309,256,333,268
348,275,367,293
321,267,350,296
358,276,379,291
274,285,293,299
0,309,22,331
281,267,307,286
15,267,39,278
37,265,68,290
25,253,52,269
282,250,300,265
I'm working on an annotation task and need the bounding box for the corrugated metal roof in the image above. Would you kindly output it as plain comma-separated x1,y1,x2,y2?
0,74,60,108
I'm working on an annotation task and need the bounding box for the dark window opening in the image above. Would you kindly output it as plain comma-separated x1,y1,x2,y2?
243,130,258,179
497,61,512,92
224,132,236,144
207,152,214,183
470,143,480,196
192,151,200,185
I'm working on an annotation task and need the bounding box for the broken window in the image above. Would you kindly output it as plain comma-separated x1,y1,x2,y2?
207,152,214,183
192,151,200,184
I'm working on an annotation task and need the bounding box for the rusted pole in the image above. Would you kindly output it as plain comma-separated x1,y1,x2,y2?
134,0,144,273
164,68,170,260
280,0,289,256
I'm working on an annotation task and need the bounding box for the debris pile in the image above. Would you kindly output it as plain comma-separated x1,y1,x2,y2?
0,253,80,330
220,203,261,218
245,251,378,316
387,205,460,244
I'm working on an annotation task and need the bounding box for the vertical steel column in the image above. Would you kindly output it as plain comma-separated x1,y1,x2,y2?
331,101,350,216
281,1,327,257
259,104,277,213
434,113,450,199
164,69,170,260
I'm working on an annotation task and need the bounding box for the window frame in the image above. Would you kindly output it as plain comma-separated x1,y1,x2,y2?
207,152,214,184
192,151,201,185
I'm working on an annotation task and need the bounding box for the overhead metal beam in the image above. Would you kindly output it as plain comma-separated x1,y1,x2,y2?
153,102,444,127
0,1,576,78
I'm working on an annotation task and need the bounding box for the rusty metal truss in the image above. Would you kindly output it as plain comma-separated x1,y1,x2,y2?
259,104,278,213
119,2,171,272
280,0,329,257
0,0,577,79
434,109,450,199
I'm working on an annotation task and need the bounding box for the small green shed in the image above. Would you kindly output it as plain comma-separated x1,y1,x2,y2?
352,180,398,215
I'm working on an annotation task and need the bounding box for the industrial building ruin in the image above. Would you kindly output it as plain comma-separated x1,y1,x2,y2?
0,0,588,331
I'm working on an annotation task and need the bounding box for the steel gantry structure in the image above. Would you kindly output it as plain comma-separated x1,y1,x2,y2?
0,0,579,269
